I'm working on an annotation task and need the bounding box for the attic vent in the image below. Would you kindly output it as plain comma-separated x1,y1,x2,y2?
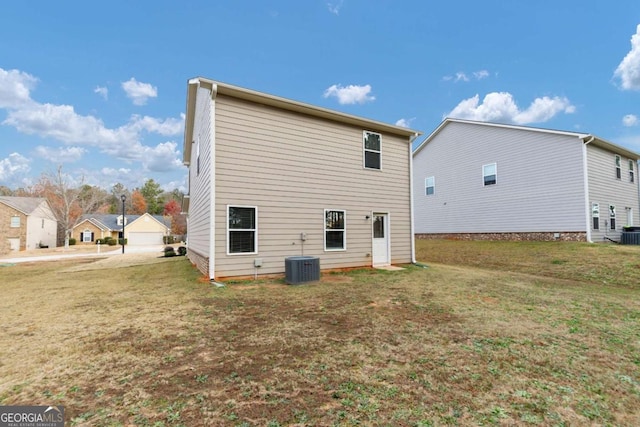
285,256,320,285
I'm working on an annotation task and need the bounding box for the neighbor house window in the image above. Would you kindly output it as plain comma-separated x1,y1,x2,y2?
325,209,346,251
363,131,381,170
227,206,257,254
425,176,435,196
592,203,600,230
483,163,497,186
629,160,635,183
609,204,616,230
10,216,20,228
82,230,93,243
615,155,621,179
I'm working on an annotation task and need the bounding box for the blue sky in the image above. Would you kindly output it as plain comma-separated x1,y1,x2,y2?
2,1,640,192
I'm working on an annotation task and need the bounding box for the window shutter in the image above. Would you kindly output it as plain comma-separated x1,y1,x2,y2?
91,232,95,242
80,232,84,241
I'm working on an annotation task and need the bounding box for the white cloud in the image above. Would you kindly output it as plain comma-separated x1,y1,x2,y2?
33,146,86,163
474,70,490,80
448,92,575,124
623,114,639,126
0,152,31,182
395,118,415,128
443,70,490,83
94,86,108,100
0,68,37,109
126,114,184,136
323,84,375,105
327,0,344,15
121,77,157,105
614,24,640,90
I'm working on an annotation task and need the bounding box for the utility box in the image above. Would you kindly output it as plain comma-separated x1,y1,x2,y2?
285,256,320,285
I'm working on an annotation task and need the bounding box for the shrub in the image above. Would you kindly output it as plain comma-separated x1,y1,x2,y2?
69,238,76,246
118,238,127,246
107,239,117,246
163,235,176,244
177,246,187,256
163,246,176,257
95,238,104,245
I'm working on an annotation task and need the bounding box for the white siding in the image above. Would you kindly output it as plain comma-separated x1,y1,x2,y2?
413,121,586,234
186,86,213,264
213,95,412,278
587,144,640,241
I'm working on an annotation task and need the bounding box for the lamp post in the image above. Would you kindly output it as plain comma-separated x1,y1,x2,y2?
121,194,126,254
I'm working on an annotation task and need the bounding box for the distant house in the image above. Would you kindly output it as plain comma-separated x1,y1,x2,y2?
182,78,421,280
413,118,640,242
71,213,171,245
0,196,58,254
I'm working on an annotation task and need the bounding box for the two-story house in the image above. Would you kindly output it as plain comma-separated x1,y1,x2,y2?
413,118,640,243
0,196,58,254
183,78,421,280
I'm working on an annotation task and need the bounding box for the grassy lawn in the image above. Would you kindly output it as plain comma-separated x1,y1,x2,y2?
1,240,639,426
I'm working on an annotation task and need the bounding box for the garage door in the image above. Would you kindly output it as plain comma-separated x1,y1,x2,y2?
128,232,164,245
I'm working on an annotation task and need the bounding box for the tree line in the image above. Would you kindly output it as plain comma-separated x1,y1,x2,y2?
0,166,187,245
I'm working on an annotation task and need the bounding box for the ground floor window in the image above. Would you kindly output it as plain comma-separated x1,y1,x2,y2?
228,205,257,254
82,230,93,242
592,203,599,230
609,204,616,230
325,209,346,250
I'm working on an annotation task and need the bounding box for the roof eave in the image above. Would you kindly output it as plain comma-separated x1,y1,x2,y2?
185,77,421,140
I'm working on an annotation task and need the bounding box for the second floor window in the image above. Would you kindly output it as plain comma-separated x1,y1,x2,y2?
615,155,621,179
425,176,435,195
483,163,497,186
363,131,381,170
630,160,635,183
10,216,20,228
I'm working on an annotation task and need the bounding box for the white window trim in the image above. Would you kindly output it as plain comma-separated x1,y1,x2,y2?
226,205,258,255
10,216,20,228
629,160,635,183
615,155,621,180
425,176,435,196
363,130,382,170
483,163,497,186
83,229,93,242
592,203,600,230
324,209,347,252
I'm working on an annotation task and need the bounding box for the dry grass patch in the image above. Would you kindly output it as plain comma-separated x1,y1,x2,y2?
0,241,639,426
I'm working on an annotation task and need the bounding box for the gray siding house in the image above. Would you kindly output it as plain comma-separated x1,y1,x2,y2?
183,78,421,280
413,118,640,242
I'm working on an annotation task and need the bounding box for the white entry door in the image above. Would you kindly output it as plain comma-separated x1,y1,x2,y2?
8,238,20,252
372,213,390,266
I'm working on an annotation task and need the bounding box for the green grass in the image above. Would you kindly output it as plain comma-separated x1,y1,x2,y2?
1,240,639,425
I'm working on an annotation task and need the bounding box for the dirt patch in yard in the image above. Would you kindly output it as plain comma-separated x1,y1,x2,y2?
63,251,171,272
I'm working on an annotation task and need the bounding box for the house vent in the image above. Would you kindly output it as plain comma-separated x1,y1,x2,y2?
285,256,320,285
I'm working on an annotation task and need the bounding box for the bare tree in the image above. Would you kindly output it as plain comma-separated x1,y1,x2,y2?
32,166,107,248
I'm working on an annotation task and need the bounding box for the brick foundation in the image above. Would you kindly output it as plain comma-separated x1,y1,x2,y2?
415,232,587,242
187,248,210,279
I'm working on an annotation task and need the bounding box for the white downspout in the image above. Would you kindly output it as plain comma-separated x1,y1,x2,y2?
409,132,419,263
583,135,595,243
208,83,218,281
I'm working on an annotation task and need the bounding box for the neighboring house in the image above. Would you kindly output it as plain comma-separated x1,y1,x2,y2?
413,118,640,243
183,77,421,280
0,196,58,254
71,213,171,245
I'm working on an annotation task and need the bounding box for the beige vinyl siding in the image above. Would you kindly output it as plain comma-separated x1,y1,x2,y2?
587,144,640,241
185,85,213,265
213,95,412,278
413,121,586,234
